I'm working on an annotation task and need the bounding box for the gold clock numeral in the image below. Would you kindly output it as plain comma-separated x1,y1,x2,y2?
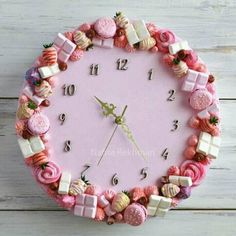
111,173,119,185
161,148,169,160
58,113,66,125
63,84,76,96
117,58,128,70
140,167,148,180
148,69,153,80
90,64,99,75
171,120,179,131
81,164,91,176
167,89,176,101
64,140,71,152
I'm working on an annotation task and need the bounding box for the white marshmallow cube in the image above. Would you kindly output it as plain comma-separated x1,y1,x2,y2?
125,24,140,45
133,20,150,41
169,175,192,187
38,63,60,79
169,40,189,55
196,132,221,159
58,172,71,194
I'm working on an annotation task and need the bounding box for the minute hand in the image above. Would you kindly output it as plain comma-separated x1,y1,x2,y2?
120,122,147,161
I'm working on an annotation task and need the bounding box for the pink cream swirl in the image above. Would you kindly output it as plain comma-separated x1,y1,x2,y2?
180,160,206,186
34,161,61,184
154,29,176,53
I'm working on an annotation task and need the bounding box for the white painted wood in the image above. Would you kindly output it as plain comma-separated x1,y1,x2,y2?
0,0,236,235
0,211,235,236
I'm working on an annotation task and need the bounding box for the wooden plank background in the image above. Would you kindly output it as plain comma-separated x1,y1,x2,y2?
0,0,236,235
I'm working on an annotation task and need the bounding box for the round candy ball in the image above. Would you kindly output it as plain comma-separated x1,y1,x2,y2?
189,89,213,110
123,203,147,226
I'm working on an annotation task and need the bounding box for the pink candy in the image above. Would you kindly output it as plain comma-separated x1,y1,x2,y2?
167,166,180,176
34,161,61,184
189,89,213,110
27,113,50,135
180,160,206,186
94,17,116,39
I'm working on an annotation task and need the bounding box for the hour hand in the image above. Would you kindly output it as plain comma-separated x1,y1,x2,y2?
94,96,117,117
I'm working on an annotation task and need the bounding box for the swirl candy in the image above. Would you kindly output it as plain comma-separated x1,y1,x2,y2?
154,29,176,53
180,160,206,186
34,80,52,99
34,161,61,184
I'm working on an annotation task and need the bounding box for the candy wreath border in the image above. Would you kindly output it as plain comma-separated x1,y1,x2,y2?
15,12,221,226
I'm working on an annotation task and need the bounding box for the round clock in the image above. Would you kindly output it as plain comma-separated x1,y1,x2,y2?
16,12,221,226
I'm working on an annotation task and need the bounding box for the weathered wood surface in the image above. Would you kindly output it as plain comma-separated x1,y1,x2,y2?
0,0,235,235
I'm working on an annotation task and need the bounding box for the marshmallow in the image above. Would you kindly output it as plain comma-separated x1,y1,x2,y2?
125,20,150,45
169,40,189,55
104,204,116,217
53,33,76,62
22,85,45,106
58,172,71,194
98,195,109,208
196,132,221,159
147,195,172,217
169,175,192,187
182,69,208,92
38,63,60,79
197,102,220,119
92,38,114,49
74,194,97,218
18,136,45,159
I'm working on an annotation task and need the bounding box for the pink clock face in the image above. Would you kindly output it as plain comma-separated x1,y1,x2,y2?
43,46,193,191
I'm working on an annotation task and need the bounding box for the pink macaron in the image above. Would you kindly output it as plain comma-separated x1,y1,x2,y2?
27,112,50,135
94,17,116,39
124,203,147,226
189,89,213,110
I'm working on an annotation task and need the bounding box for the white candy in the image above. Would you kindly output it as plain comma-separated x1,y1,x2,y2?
147,195,172,217
125,20,150,45
92,38,114,49
196,132,221,159
169,175,192,187
133,20,150,41
58,172,71,194
22,85,44,106
38,63,60,79
125,24,140,45
169,40,189,55
18,136,45,159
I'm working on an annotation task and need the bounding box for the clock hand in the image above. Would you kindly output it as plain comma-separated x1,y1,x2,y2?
97,105,128,166
94,96,117,118
120,122,147,161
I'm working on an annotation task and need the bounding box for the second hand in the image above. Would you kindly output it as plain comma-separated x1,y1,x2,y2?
97,105,128,166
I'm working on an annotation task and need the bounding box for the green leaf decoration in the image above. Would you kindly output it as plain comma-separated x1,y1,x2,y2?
210,116,219,125
28,100,37,110
122,190,130,198
43,43,53,49
40,162,49,170
173,58,180,65
115,12,122,18
34,80,42,87
81,175,90,185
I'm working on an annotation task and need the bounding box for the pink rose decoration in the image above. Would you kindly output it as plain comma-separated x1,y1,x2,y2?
183,50,198,67
154,29,176,53
180,160,206,186
33,161,61,184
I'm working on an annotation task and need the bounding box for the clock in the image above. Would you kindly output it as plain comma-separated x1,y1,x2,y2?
15,12,221,226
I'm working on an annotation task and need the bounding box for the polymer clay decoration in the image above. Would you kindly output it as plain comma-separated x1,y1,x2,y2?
16,12,221,226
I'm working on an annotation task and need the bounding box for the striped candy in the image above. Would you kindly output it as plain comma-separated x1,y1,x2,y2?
42,44,57,66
